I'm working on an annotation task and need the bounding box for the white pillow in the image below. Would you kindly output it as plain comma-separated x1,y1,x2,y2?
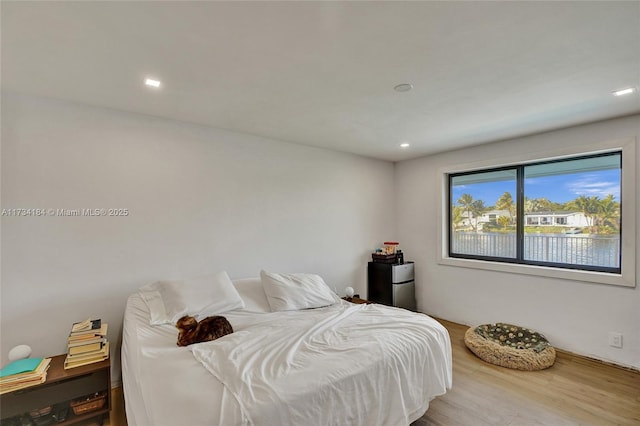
140,271,245,325
260,270,340,312
232,277,271,313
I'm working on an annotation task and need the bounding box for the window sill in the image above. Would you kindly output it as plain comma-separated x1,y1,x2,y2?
437,255,634,287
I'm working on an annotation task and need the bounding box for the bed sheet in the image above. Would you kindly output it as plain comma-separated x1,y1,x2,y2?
122,278,270,426
122,278,452,426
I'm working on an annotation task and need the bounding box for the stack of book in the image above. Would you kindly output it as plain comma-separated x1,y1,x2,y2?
0,357,51,394
64,318,109,369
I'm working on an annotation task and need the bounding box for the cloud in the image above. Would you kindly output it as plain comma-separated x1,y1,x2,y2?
565,174,620,200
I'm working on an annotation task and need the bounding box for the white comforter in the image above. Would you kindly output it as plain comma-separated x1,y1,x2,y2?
191,302,452,426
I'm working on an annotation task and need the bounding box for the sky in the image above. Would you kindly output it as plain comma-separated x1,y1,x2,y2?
452,169,621,207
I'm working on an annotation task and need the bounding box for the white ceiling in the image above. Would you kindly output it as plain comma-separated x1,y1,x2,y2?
2,1,639,161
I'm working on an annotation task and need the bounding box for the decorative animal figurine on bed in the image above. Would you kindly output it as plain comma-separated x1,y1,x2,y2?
176,315,234,346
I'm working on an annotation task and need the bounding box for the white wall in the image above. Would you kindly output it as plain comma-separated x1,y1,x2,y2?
3,91,637,382
396,114,640,369
0,92,396,381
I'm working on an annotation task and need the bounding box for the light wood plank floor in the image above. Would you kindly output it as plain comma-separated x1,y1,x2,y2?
102,319,639,426
414,319,640,426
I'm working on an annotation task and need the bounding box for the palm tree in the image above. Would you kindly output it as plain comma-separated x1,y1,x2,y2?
457,193,475,230
568,195,600,231
495,191,515,224
525,197,541,213
524,197,553,213
470,199,486,232
451,205,464,230
596,194,620,232
537,198,553,212
497,215,510,230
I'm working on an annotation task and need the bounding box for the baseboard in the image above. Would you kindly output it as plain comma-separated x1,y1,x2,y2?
554,348,640,374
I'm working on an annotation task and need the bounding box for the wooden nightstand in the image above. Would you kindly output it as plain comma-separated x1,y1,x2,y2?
1,354,111,425
343,296,373,305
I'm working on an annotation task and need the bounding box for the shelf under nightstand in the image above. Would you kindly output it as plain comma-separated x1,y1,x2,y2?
1,354,111,425
342,296,373,305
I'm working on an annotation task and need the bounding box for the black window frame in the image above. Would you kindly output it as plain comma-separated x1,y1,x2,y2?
448,151,622,274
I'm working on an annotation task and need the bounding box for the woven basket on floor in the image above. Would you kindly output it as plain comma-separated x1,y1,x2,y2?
464,323,556,371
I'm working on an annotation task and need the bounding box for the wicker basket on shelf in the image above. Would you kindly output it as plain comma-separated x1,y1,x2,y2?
70,391,106,415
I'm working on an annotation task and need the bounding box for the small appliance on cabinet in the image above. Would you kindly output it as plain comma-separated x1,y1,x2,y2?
367,261,416,311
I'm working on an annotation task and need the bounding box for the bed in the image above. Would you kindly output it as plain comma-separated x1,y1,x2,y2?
121,271,452,426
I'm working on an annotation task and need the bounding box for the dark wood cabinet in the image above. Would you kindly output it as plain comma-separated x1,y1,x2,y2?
1,354,111,425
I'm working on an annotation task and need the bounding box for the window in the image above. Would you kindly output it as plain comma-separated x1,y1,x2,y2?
449,152,621,274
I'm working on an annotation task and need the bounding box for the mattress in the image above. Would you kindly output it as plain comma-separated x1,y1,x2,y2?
122,278,452,426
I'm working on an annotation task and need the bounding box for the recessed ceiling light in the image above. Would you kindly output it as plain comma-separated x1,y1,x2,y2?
400,143,410,148
145,78,161,88
394,83,413,93
612,87,635,96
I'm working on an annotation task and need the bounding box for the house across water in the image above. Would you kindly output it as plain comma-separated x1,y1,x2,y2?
524,211,589,227
458,210,589,230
